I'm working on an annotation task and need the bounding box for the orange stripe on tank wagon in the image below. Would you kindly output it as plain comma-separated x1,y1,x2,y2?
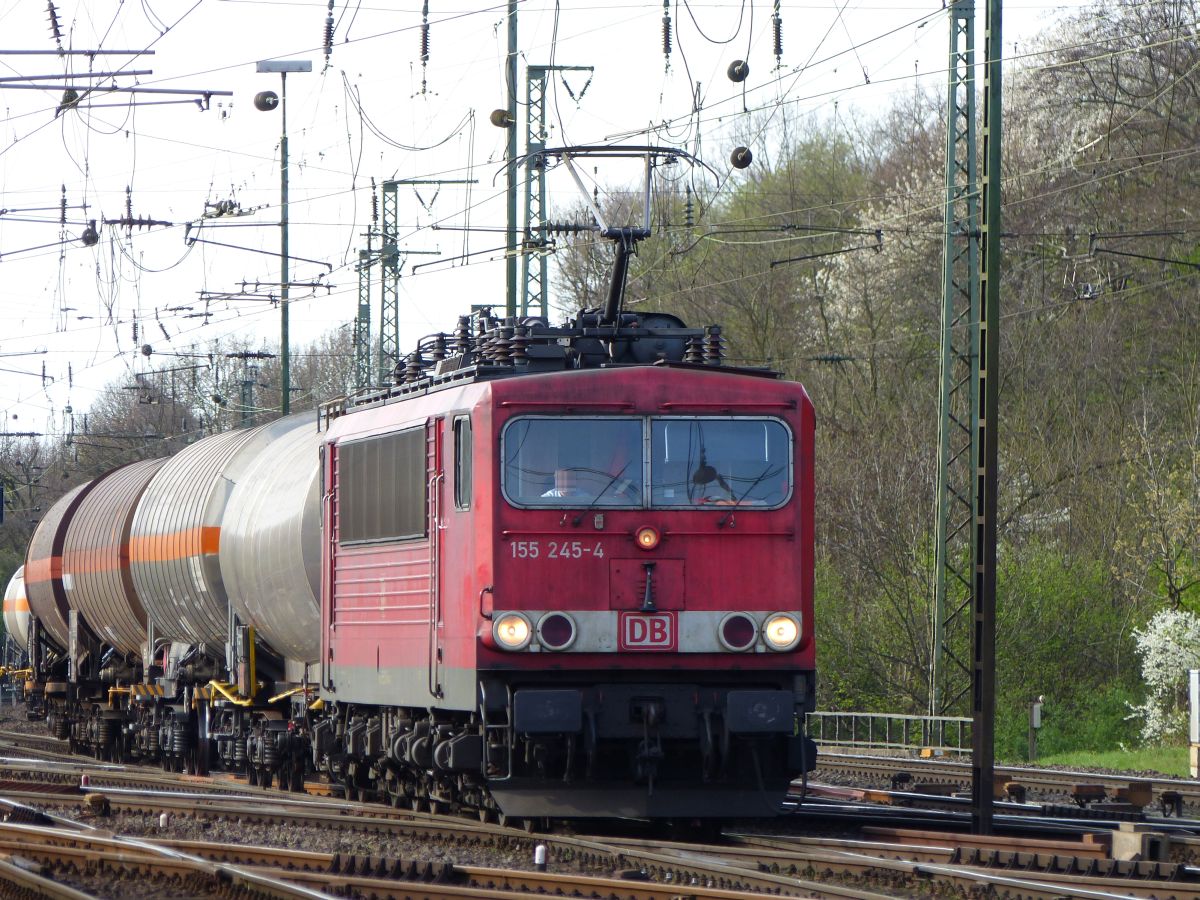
23,556,62,585
62,544,131,576
129,527,221,563
3,598,30,613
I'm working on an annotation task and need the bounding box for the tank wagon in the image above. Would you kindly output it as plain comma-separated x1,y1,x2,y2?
3,567,29,657
18,305,817,821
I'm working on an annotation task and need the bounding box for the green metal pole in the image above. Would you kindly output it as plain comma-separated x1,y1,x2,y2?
379,181,400,384
932,0,979,719
973,0,1003,836
280,71,290,416
505,0,518,318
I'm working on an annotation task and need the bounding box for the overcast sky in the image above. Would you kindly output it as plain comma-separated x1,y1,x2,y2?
0,0,1089,438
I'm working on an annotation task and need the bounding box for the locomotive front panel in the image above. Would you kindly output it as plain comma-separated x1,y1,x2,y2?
479,367,816,818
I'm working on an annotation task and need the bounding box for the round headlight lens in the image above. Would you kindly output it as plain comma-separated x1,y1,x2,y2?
537,612,576,651
635,526,660,551
762,614,800,651
718,613,757,651
493,613,532,650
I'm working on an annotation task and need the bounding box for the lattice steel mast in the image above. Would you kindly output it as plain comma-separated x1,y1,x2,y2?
972,0,1003,838
522,65,591,317
931,0,980,719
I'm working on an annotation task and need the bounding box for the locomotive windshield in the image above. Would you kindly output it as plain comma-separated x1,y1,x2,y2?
651,419,790,507
502,418,643,507
502,416,791,509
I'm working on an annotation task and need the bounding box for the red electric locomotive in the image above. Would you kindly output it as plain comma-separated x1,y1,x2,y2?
315,307,816,818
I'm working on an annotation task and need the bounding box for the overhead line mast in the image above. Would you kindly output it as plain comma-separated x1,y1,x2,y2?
522,64,593,318
932,0,979,722
505,0,519,318
972,0,1003,837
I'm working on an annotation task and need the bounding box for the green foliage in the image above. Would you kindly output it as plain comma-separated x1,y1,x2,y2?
995,546,1142,757
1033,746,1189,778
995,684,1140,761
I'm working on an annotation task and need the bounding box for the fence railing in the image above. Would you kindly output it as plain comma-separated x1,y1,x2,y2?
806,711,972,756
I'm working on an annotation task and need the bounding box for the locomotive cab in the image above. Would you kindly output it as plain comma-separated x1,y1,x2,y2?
316,306,817,820
474,365,817,818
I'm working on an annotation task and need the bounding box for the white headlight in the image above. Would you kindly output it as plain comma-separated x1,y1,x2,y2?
762,613,800,651
493,613,532,650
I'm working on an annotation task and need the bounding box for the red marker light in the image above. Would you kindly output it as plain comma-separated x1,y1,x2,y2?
635,526,660,550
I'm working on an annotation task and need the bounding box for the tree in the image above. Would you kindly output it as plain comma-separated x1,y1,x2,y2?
1130,608,1200,743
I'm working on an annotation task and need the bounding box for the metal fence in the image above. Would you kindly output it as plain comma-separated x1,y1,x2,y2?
806,711,972,756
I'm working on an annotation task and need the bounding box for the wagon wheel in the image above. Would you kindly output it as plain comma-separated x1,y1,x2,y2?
247,765,259,787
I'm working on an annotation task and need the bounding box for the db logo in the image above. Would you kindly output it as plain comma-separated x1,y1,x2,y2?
618,612,677,651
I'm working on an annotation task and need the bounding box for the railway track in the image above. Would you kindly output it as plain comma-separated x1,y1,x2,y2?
815,750,1200,812
9,724,1200,897
7,801,1200,899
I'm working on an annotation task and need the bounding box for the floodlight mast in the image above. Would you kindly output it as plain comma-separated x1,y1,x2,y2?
255,59,312,415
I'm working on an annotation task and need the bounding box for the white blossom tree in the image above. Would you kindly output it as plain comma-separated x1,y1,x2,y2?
1130,609,1200,743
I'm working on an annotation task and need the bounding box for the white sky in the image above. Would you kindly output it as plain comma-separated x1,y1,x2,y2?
0,0,1091,438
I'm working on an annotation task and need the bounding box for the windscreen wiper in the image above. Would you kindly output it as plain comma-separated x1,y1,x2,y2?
571,463,632,526
718,464,778,528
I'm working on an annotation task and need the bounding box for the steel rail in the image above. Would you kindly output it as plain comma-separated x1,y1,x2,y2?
817,751,1200,803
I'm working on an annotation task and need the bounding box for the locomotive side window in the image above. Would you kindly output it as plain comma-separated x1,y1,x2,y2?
502,418,642,507
337,428,427,543
453,416,472,510
651,419,791,508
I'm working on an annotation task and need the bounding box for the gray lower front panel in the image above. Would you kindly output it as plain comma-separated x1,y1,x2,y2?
324,664,476,711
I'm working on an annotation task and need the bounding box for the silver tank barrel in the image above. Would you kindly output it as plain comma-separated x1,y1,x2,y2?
220,422,322,662
3,566,29,653
130,416,310,644
25,480,99,652
62,458,166,656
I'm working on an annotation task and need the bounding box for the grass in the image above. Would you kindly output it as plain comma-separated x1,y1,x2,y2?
1030,746,1192,778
